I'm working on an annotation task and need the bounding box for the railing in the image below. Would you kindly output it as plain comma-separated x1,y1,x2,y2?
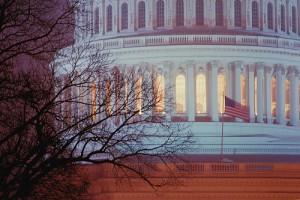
85,35,300,51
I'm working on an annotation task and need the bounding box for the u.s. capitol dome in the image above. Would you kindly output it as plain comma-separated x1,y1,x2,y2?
59,0,300,155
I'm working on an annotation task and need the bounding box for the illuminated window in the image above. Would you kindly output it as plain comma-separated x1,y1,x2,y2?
215,0,223,26
285,79,290,119
234,0,241,27
121,3,128,30
154,75,165,114
196,0,204,26
292,6,297,33
196,74,207,114
267,3,273,30
252,1,259,28
271,77,276,117
217,74,226,113
157,0,164,27
107,5,112,32
241,74,246,106
280,5,285,32
94,7,100,34
138,1,146,28
136,75,142,114
176,74,186,113
91,82,97,121
176,0,184,26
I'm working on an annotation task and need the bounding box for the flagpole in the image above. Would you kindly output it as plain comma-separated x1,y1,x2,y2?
221,92,224,162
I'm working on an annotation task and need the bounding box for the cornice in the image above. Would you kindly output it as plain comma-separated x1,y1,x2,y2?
111,46,300,59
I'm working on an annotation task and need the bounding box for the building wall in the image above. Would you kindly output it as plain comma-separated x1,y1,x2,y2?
86,162,300,200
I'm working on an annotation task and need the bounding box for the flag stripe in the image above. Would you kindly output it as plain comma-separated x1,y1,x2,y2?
224,96,250,121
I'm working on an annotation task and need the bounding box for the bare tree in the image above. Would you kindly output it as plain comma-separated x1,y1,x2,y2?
0,0,192,199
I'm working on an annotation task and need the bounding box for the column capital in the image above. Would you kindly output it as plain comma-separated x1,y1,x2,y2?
228,63,235,71
208,60,221,70
137,62,149,68
264,65,273,74
185,60,196,67
255,62,266,70
161,61,173,67
247,64,255,72
233,61,244,68
287,66,297,75
275,64,286,75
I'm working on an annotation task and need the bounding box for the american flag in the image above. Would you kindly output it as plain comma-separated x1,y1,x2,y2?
225,96,250,121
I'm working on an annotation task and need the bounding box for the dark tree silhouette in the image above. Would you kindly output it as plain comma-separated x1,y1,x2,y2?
0,0,192,199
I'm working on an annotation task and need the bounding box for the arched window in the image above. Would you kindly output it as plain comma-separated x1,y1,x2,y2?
138,1,146,28
215,0,223,26
292,6,297,33
196,74,207,114
154,75,165,114
196,0,204,26
234,0,241,27
94,7,100,34
176,74,186,113
285,79,290,119
136,75,142,114
217,74,226,113
121,3,128,30
267,3,273,30
271,77,276,117
176,0,184,26
157,0,164,27
252,1,259,28
107,5,113,32
280,5,285,32
240,74,246,106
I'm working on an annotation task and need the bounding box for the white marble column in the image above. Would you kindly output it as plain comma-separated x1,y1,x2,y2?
234,62,242,103
169,63,176,118
187,61,196,121
276,65,286,125
264,66,273,124
163,62,173,121
247,65,255,122
209,61,219,122
148,0,154,29
233,61,242,122
166,0,173,29
256,63,264,123
294,71,299,125
207,0,215,27
226,0,234,28
289,67,299,126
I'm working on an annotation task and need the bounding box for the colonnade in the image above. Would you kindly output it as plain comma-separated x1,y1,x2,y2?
155,60,300,126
